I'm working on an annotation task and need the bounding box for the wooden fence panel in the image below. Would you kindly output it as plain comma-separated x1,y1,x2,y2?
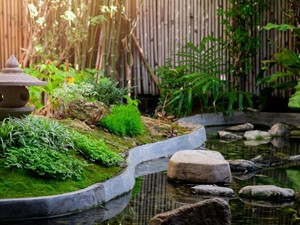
0,0,297,99
0,0,27,68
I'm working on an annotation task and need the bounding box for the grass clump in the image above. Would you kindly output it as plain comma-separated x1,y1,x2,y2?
100,105,143,137
5,147,86,180
72,131,123,167
0,116,73,155
0,116,122,181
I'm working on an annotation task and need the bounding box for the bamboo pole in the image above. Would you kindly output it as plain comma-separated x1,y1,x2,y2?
131,33,160,90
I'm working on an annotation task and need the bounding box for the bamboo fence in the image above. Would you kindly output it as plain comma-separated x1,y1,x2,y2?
0,0,296,98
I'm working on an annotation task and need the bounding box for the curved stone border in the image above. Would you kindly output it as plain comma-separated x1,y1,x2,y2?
0,126,206,221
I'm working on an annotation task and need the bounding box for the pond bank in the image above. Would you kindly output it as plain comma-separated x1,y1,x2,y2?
0,123,206,221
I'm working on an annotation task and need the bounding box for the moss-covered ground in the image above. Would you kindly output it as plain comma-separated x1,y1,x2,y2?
0,117,190,198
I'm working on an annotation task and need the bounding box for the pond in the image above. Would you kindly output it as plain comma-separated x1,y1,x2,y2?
100,126,300,225
1,126,300,225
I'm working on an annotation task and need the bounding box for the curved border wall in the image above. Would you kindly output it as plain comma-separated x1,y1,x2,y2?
0,125,206,220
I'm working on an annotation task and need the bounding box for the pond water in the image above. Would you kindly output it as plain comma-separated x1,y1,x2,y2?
1,126,300,225
100,126,300,225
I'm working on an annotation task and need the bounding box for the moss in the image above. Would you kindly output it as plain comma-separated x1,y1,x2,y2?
0,117,190,198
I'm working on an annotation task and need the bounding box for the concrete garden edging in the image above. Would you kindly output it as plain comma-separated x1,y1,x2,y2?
0,125,206,221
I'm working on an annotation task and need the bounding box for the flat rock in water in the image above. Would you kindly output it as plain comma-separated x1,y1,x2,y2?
167,150,232,184
148,198,231,225
239,185,295,202
191,185,234,197
218,131,243,140
244,130,271,140
227,159,262,173
244,139,270,146
251,153,285,167
225,123,254,132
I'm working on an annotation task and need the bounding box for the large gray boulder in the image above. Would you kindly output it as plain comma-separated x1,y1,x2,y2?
268,123,290,137
167,150,232,184
239,185,295,202
225,123,254,132
191,185,234,197
148,198,231,225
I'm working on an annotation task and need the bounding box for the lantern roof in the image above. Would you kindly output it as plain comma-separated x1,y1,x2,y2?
0,55,46,86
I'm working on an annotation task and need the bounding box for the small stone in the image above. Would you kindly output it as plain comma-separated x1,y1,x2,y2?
191,185,234,197
228,159,262,173
218,131,243,140
244,130,271,140
225,123,254,132
268,123,290,137
239,185,295,202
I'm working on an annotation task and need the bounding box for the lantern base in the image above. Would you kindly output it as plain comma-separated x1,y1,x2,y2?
0,106,34,120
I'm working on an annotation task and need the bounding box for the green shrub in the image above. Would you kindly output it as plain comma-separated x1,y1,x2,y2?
93,78,127,106
100,105,143,136
0,116,74,153
5,147,86,180
72,132,122,167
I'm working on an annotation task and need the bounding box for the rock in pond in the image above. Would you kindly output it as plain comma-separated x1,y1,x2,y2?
167,150,232,184
227,159,262,173
225,123,254,132
218,131,243,140
191,185,234,197
244,130,271,140
268,123,290,137
148,198,231,225
239,185,295,202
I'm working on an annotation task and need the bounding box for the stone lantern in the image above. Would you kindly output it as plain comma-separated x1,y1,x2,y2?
0,55,46,120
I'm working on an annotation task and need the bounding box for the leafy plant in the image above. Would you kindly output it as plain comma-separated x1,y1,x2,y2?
157,37,253,116
218,0,266,83
53,82,98,103
0,116,74,153
258,23,300,109
93,77,127,106
100,105,143,136
5,146,86,180
72,132,122,167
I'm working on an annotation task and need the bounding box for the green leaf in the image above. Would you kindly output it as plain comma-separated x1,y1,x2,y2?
262,23,297,31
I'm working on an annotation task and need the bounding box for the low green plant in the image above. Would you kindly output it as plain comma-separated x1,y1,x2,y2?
72,132,122,167
0,116,74,153
100,105,143,136
53,82,98,103
93,77,127,106
5,146,86,180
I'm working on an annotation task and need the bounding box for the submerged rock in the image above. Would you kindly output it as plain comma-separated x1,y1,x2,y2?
244,130,271,140
167,150,232,184
148,198,231,225
218,131,243,140
239,185,295,202
225,123,254,132
271,137,289,148
228,159,262,173
191,185,234,197
251,153,285,167
268,123,290,137
243,139,270,146
289,155,300,161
